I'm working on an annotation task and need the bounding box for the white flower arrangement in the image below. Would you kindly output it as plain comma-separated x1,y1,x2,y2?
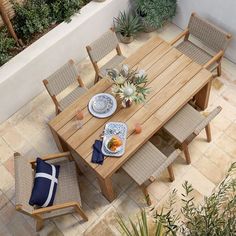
107,65,150,106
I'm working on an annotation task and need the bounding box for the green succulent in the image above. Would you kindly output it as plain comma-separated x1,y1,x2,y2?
114,11,142,37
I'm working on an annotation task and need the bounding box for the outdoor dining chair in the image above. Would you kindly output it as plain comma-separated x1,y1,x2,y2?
43,60,87,114
122,141,180,206
14,151,88,232
163,104,222,164
170,12,232,77
86,28,126,84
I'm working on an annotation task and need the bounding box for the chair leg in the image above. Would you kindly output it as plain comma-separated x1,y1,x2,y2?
217,63,222,77
75,204,88,221
141,184,151,206
181,143,191,165
36,219,44,232
167,165,175,182
205,124,212,142
94,74,100,84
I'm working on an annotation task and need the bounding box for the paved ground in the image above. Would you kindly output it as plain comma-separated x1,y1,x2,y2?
0,23,236,235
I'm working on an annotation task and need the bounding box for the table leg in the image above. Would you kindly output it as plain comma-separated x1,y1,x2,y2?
49,126,68,152
97,175,116,202
195,80,212,110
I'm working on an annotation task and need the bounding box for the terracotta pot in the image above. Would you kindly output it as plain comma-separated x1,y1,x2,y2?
119,34,134,44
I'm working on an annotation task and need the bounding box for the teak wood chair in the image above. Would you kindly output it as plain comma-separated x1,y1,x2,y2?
163,104,222,164
170,13,232,77
14,151,88,232
43,60,87,114
122,141,180,206
86,28,126,84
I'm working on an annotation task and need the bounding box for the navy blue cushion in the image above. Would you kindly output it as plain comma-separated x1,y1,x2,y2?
29,158,60,207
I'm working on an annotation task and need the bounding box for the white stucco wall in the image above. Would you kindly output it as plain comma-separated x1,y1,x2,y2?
173,0,236,63
0,0,131,123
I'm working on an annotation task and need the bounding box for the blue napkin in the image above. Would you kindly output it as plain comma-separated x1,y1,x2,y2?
92,140,104,165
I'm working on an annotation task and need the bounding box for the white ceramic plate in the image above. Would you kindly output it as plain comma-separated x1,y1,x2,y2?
88,93,117,118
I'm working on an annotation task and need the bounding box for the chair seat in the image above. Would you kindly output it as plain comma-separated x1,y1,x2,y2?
122,142,171,185
176,40,218,71
100,55,126,76
164,104,204,143
59,86,87,111
44,161,81,219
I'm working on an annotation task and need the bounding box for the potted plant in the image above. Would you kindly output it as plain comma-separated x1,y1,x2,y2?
114,11,142,44
135,0,177,32
107,65,150,108
117,162,236,235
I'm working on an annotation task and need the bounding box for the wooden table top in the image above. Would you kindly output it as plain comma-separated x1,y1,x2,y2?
49,36,212,179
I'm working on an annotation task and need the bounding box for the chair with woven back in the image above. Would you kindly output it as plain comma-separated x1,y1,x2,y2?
86,28,126,84
14,151,88,232
170,12,232,77
122,141,180,206
163,104,222,165
43,60,87,115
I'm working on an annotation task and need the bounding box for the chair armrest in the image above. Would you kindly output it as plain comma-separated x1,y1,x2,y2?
150,149,181,180
193,106,222,136
170,29,189,46
203,50,224,69
32,201,78,215
29,151,72,165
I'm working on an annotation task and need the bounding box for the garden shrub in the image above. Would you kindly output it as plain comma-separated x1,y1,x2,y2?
45,0,83,23
0,28,16,66
12,0,52,41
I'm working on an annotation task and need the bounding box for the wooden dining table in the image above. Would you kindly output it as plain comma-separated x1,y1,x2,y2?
49,36,213,202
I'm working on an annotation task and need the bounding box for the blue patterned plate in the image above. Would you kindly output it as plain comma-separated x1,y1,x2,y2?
102,122,128,157
88,93,117,118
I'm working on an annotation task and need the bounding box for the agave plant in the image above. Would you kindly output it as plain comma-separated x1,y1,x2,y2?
118,162,236,236
114,11,142,39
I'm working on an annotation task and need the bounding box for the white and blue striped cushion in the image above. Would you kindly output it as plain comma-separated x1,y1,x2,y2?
29,158,60,207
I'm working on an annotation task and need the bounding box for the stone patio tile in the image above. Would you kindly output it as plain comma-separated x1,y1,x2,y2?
215,133,236,159
3,155,14,177
39,221,63,236
0,137,14,163
0,200,36,235
78,176,110,216
28,127,59,155
73,201,98,230
193,156,225,185
211,113,232,131
204,143,233,173
0,164,14,193
225,122,236,141
84,219,117,236
53,214,85,236
112,192,140,218
15,109,49,140
172,166,215,197
213,96,236,122
2,126,28,151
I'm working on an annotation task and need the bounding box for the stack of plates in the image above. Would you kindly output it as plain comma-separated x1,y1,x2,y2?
88,93,117,118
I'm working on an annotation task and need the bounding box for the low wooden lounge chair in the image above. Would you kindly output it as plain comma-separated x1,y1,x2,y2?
170,13,232,77
86,28,126,84
43,60,87,114
122,141,180,205
14,151,88,232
